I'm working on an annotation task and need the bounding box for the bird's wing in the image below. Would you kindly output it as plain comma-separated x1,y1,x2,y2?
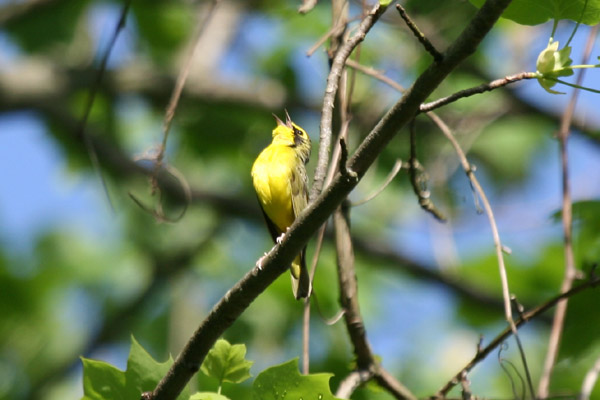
290,164,308,219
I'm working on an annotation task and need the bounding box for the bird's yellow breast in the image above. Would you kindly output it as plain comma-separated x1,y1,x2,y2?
251,144,297,232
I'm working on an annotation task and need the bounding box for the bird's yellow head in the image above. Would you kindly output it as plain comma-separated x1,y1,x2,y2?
271,112,311,163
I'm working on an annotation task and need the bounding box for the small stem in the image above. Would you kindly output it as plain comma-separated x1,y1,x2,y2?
555,64,600,71
395,4,443,63
565,0,588,48
420,72,537,113
549,78,600,94
550,19,559,41
350,159,404,207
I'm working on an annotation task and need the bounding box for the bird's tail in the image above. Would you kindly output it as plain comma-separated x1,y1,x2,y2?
290,249,311,300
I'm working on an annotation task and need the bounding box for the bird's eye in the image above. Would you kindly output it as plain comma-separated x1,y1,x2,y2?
293,127,303,137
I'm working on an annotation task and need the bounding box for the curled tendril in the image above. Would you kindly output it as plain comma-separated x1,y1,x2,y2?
129,161,192,224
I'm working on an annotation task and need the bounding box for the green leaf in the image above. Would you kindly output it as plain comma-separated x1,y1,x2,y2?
190,393,232,400
81,358,127,400
124,336,181,398
468,0,600,26
200,339,253,385
81,336,190,400
252,359,342,400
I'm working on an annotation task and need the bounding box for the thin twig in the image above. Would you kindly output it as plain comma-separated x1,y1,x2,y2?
395,4,443,63
78,0,133,212
346,58,405,91
350,159,405,207
302,221,328,374
409,119,447,221
310,2,389,202
435,275,600,397
375,368,417,400
132,0,219,222
128,164,192,223
538,24,598,399
580,355,600,400
429,110,536,399
420,72,538,113
155,0,219,169
305,17,360,57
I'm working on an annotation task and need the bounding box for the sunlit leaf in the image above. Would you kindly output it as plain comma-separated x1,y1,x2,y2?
252,359,342,400
200,339,253,385
81,336,190,400
81,358,126,400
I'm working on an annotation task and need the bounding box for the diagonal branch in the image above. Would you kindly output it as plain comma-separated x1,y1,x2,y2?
141,0,514,397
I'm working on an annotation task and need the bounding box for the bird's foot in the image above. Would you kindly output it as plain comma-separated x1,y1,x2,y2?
276,227,291,244
276,232,286,244
255,252,268,271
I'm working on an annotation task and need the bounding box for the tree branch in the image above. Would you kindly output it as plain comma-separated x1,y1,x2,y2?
419,72,537,113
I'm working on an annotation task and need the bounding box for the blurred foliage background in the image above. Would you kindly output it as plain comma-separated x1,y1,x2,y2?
1,0,600,399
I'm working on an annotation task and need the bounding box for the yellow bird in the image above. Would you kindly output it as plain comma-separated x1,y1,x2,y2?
251,113,311,299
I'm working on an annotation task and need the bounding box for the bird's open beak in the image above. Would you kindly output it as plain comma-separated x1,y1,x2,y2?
273,111,294,128
284,109,293,128
272,113,286,127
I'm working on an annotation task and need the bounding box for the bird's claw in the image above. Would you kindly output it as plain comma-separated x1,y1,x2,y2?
276,232,286,244
276,227,291,244
255,252,268,271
